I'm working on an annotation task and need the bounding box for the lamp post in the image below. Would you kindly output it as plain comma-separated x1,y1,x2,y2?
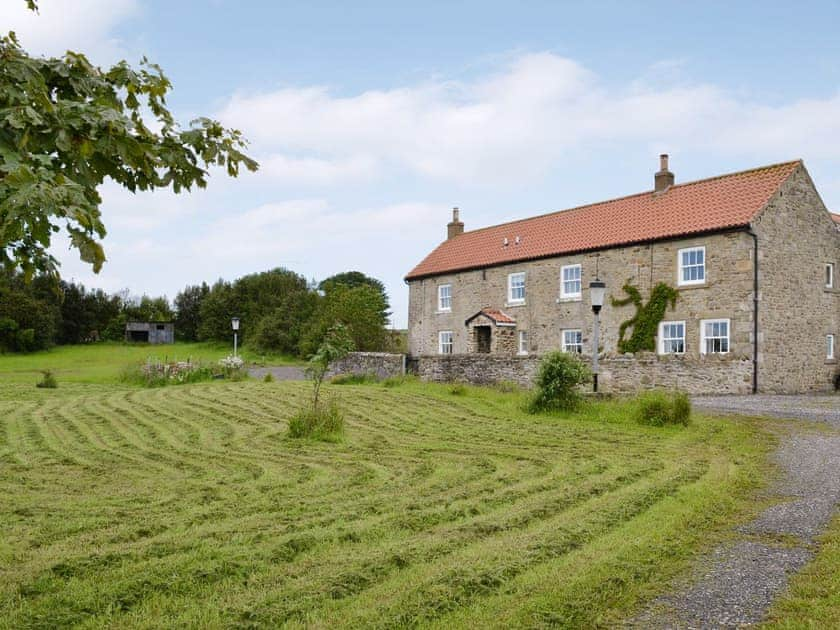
589,279,606,393
231,317,240,358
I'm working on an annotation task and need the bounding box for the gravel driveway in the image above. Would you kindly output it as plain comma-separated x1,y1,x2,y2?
632,394,840,628
248,366,306,381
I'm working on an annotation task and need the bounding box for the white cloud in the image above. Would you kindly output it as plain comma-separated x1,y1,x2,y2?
0,0,138,62
217,52,840,187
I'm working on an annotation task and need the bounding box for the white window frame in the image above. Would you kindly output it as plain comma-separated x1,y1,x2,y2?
438,331,453,355
508,272,526,305
658,320,686,355
678,246,706,286
560,264,582,301
518,330,528,356
700,318,730,355
437,284,452,312
561,329,583,354
828,334,835,360
826,263,835,289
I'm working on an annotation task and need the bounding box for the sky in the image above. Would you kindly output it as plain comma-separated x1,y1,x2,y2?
4,0,840,327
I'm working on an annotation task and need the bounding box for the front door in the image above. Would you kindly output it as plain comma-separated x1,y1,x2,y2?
474,326,491,353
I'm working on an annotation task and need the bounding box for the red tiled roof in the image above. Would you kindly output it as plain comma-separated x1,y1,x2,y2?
465,308,516,326
831,213,840,224
406,160,802,280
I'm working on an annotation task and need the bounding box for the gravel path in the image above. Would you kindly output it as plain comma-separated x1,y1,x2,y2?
248,366,306,381
631,395,840,628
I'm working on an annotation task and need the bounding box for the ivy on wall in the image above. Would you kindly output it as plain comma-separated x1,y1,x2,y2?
610,282,679,354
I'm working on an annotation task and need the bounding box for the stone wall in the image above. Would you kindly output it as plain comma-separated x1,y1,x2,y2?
599,353,753,394
412,353,753,394
327,352,406,380
753,164,840,392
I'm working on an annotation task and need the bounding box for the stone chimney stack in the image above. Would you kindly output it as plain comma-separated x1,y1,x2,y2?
447,207,464,239
654,153,675,192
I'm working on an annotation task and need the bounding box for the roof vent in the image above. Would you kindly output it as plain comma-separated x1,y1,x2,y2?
503,237,509,247
515,236,521,245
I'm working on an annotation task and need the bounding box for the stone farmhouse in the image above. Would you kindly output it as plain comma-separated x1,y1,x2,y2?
405,157,840,394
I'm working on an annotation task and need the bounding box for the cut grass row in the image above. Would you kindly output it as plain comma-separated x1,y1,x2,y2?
0,376,778,628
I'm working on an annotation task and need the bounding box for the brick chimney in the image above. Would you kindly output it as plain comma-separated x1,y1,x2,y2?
654,153,674,192
447,207,464,239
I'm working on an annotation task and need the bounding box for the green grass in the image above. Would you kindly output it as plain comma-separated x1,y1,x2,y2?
0,359,780,629
0,342,302,385
764,513,840,628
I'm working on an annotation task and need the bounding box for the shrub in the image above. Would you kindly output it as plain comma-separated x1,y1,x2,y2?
633,389,691,427
331,373,378,385
36,370,58,389
529,351,591,413
287,399,344,442
263,372,274,383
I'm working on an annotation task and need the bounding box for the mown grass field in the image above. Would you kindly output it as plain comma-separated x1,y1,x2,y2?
0,346,781,628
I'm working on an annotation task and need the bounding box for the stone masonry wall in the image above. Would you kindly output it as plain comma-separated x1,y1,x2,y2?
408,230,755,366
327,352,406,380
413,353,753,394
753,165,840,392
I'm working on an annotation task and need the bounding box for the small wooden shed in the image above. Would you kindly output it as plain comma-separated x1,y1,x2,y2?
125,321,175,344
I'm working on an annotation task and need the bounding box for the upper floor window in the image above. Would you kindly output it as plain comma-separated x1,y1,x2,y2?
700,319,729,354
658,321,685,355
508,272,526,304
826,263,835,289
438,284,452,311
518,330,528,355
678,246,706,286
560,264,582,300
562,329,583,353
438,331,453,355
828,334,835,360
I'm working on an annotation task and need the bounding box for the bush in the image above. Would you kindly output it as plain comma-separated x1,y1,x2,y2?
36,370,58,389
529,351,591,413
287,399,344,442
633,389,691,427
263,372,274,383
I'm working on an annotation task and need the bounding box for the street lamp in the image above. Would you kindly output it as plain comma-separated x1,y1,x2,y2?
589,279,606,393
231,317,240,358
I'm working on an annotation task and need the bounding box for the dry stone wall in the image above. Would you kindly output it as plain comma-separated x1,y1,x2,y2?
413,353,753,394
327,352,406,380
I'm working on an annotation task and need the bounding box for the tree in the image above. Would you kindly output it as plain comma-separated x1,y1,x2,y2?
305,323,354,408
319,271,391,323
174,282,209,342
1,5,258,279
300,284,389,357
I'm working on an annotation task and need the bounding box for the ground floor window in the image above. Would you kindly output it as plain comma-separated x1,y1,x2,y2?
439,331,453,354
700,319,729,354
828,334,835,360
658,321,685,354
518,330,528,355
562,329,582,353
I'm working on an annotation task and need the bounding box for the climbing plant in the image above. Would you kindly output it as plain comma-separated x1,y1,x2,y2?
610,281,679,354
